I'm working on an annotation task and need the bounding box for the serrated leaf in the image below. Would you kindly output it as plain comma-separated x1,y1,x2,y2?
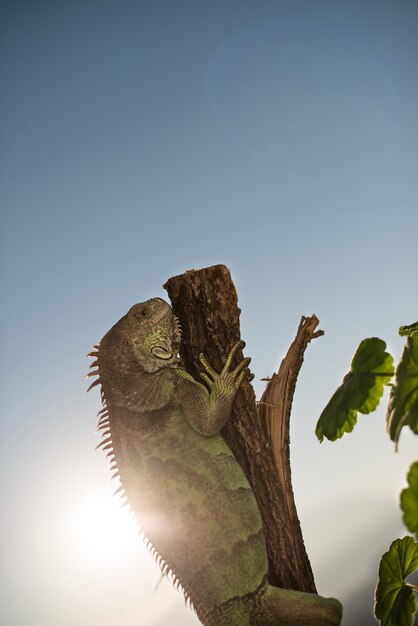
316,338,394,442
375,536,418,626
387,331,418,445
401,463,418,538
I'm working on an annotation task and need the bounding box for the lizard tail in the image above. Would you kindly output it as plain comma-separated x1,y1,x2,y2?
206,580,342,626
250,583,343,626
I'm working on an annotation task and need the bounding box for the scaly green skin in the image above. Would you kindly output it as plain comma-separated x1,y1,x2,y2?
88,298,342,625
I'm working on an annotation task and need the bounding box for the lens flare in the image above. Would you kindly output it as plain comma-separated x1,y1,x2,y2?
68,491,137,561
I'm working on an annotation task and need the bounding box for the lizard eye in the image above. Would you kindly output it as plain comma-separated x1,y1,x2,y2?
128,303,149,318
151,344,173,360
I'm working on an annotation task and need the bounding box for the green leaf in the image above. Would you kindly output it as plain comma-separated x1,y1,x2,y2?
399,323,418,338
387,330,418,445
401,463,418,538
375,536,418,626
315,384,358,442
316,338,394,442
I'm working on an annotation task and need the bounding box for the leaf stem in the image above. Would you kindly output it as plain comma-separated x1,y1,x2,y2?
405,583,418,593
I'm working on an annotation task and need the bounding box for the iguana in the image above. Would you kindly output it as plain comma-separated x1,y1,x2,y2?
88,297,342,625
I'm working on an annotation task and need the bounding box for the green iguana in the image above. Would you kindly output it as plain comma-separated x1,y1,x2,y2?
88,297,342,625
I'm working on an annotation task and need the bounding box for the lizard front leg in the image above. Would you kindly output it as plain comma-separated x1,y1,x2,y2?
171,341,251,436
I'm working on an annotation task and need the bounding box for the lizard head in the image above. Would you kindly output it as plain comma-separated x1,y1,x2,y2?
123,297,182,372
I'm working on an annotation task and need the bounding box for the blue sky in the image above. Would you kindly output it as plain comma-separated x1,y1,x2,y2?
1,1,417,625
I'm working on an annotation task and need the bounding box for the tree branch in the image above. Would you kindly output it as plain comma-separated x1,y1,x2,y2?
164,264,322,593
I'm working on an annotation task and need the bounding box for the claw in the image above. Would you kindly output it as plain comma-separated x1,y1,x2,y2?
236,368,250,388
198,353,217,379
231,357,251,378
222,340,242,372
199,371,212,388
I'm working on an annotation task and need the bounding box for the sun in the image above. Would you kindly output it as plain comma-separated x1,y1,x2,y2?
68,488,138,562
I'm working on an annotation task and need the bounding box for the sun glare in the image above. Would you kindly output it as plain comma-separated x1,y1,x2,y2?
69,490,138,561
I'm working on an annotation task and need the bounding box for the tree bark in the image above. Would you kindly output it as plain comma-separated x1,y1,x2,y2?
164,264,322,593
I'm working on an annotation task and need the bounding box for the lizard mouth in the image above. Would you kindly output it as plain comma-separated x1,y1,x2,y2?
151,343,173,360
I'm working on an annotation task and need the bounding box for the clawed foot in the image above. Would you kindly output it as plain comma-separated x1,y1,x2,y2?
198,340,252,399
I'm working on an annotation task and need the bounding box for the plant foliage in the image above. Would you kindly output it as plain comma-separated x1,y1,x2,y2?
375,536,418,626
317,321,418,625
401,462,418,539
387,329,418,446
315,338,394,442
